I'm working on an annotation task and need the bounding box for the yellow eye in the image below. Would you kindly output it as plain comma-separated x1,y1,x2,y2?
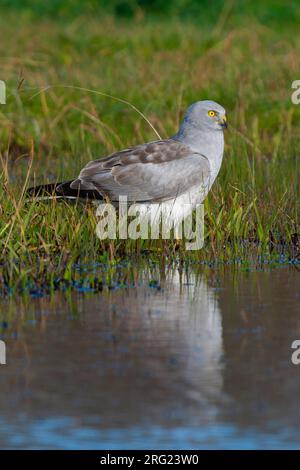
208,110,216,117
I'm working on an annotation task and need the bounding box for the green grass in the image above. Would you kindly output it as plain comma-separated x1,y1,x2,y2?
0,8,299,296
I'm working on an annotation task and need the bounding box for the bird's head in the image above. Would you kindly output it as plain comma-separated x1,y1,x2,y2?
182,100,227,132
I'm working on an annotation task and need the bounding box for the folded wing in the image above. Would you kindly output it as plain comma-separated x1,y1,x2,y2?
65,139,211,202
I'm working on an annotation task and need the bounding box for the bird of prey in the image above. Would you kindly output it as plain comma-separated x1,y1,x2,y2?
28,100,227,226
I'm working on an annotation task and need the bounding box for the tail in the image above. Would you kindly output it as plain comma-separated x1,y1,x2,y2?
26,180,103,201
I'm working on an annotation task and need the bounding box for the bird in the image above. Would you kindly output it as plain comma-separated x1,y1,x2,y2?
27,100,227,227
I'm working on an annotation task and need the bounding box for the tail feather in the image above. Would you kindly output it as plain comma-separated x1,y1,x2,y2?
26,180,103,200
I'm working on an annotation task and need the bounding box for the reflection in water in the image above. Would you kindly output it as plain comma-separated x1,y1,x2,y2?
0,266,299,449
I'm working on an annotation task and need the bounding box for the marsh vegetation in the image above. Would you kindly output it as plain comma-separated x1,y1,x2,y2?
0,2,299,296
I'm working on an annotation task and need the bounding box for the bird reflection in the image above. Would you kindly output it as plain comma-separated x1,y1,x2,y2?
0,266,225,432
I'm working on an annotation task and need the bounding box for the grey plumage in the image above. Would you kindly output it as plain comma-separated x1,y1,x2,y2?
28,100,227,224
67,139,210,203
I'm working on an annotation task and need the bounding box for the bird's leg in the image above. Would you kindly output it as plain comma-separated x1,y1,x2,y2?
174,237,182,251
173,224,182,251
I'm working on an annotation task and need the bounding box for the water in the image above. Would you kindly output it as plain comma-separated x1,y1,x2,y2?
0,265,299,449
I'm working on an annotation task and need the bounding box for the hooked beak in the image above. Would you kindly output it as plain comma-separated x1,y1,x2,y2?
219,114,227,129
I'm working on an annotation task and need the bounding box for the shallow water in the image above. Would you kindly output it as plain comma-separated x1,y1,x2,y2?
0,265,299,449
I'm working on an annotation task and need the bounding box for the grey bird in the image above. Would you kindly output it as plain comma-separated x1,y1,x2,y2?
28,100,227,225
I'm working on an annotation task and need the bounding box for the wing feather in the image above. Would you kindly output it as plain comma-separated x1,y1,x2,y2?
69,139,211,202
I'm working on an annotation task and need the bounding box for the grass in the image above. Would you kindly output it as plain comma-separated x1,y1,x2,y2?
0,8,299,297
